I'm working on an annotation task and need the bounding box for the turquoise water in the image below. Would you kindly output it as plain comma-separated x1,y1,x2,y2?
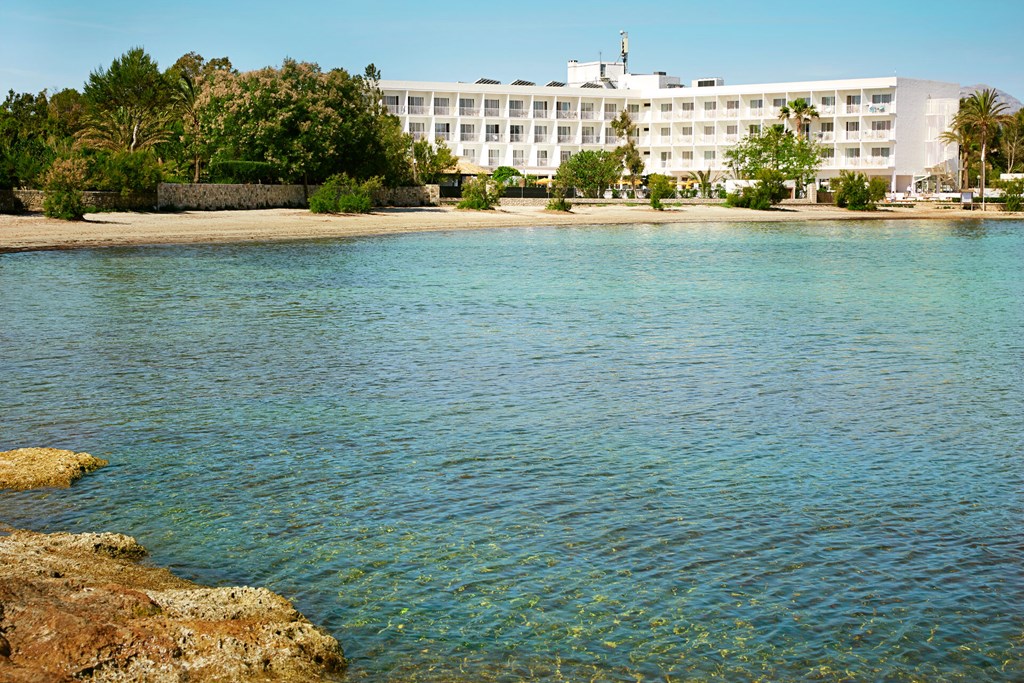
1,220,1022,681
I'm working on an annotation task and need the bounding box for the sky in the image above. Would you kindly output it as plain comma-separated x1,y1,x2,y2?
2,0,1023,99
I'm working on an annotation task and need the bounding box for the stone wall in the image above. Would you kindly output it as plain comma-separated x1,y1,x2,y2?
157,183,440,211
0,190,156,214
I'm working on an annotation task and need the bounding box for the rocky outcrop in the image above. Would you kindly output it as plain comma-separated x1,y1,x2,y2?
0,527,346,682
0,448,108,490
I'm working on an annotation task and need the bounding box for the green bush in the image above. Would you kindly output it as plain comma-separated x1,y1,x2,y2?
546,196,572,211
42,157,88,220
999,178,1024,212
457,175,502,210
724,169,788,210
833,171,873,210
90,150,162,195
309,174,381,214
208,160,282,184
648,174,675,211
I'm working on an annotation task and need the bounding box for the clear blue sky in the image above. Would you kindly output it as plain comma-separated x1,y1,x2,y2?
3,0,1022,99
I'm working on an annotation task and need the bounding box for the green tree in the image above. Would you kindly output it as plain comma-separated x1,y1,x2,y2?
952,89,1010,206
413,138,458,184
724,124,822,198
832,170,886,210
725,168,788,210
42,156,88,219
998,110,1024,174
457,174,502,210
79,47,175,153
491,165,523,186
0,90,54,188
610,111,644,194
778,98,819,138
997,177,1024,212
558,150,621,198
940,120,975,190
166,52,233,182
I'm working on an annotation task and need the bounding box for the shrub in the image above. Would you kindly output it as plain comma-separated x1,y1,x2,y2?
999,178,1024,212
833,170,873,210
42,157,88,220
457,175,502,210
309,174,381,214
648,174,676,210
725,169,787,210
90,150,163,195
868,177,889,205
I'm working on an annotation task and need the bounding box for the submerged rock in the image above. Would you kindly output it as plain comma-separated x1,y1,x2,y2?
0,527,346,682
0,448,108,490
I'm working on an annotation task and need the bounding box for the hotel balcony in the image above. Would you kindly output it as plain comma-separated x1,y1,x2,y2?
533,109,551,119
603,112,617,121
537,157,549,167
747,108,764,117
866,103,894,114
557,134,573,143
581,111,597,120
676,110,695,120
556,110,577,119
866,156,895,168
509,133,525,142
723,109,740,118
814,132,836,142
677,159,693,168
434,131,451,141
509,109,527,118
820,105,836,115
485,132,502,142
697,136,716,145
459,107,478,116
411,131,427,141
534,134,549,143
581,135,598,144
434,106,450,116
864,129,893,140
460,133,475,142
484,107,500,117
606,135,620,144
408,105,427,115
386,104,403,115
512,157,526,168
721,134,740,144
844,104,861,114
843,131,862,141
677,135,694,145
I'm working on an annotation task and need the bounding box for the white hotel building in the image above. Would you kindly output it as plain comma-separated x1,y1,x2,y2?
380,59,961,192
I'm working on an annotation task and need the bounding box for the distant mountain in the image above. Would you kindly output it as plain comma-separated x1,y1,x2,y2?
960,84,1022,113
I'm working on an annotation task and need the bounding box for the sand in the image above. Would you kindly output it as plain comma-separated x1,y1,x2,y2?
0,203,1010,253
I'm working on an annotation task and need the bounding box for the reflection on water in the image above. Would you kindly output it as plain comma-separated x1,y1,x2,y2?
1,220,1022,681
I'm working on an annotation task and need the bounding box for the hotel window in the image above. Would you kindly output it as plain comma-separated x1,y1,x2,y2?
408,121,425,140
561,150,572,163
821,96,835,106
484,99,500,116
509,124,525,142
556,101,573,118
627,103,640,114
384,95,399,113
605,127,617,142
537,150,549,167
871,93,893,104
509,100,525,117
533,101,549,118
726,125,738,135
488,149,501,166
680,151,693,160
749,98,763,109
846,121,860,132
681,126,693,136
434,123,450,140
845,148,860,158
407,96,425,114
580,102,595,119
661,127,670,137
680,102,694,111
872,147,891,158
704,101,717,112
773,98,786,108
582,126,596,143
557,125,571,142
726,100,740,111
463,149,477,163
704,150,716,161
604,103,618,119
704,125,715,137
821,122,834,132
846,94,861,105
512,150,526,166
871,120,892,131
749,124,761,135
460,123,475,141
661,102,673,113
486,123,501,142
660,151,672,167
433,97,450,115
534,125,548,142
459,98,475,115
821,148,835,160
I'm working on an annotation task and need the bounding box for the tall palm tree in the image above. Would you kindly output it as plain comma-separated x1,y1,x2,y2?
939,123,974,191
954,89,1010,207
778,98,819,139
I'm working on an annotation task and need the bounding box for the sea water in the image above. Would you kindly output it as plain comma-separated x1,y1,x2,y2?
1,220,1021,681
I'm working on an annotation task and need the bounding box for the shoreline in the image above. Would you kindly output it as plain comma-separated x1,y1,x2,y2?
1,203,1016,253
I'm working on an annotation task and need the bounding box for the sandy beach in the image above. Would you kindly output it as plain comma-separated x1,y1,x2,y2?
0,203,1012,253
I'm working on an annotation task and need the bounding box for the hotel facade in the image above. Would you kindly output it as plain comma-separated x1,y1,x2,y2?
380,60,961,192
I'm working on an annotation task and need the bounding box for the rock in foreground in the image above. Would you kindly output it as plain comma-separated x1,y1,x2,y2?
0,527,346,682
0,448,108,490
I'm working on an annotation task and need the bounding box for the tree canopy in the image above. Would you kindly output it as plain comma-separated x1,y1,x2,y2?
557,150,621,198
724,124,822,195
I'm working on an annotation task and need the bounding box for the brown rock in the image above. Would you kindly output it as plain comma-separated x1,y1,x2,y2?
0,448,108,490
0,527,345,682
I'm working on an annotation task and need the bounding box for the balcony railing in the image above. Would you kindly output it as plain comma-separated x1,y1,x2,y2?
537,157,548,167
723,108,740,118
557,135,573,143
512,157,526,168
747,108,764,117
698,136,716,145
484,108,500,117
867,103,893,114
845,104,861,114
533,109,550,119
702,108,718,118
580,110,596,119
411,131,427,141
556,110,577,119
434,106,450,116
866,155,894,167
814,132,835,142
722,134,739,144
843,156,863,166
534,134,548,143
820,105,836,115
509,133,525,142
385,104,403,115
509,109,527,118
459,107,478,116
581,135,598,144
485,133,502,142
843,131,861,141
677,110,695,119
603,111,617,120
677,135,694,145
677,159,693,168
864,129,892,140
408,105,426,115
434,131,451,141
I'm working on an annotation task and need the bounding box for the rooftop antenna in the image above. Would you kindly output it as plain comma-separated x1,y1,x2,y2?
620,30,629,73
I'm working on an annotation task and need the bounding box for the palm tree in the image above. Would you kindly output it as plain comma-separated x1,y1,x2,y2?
939,123,974,191
954,89,1010,207
778,98,819,139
